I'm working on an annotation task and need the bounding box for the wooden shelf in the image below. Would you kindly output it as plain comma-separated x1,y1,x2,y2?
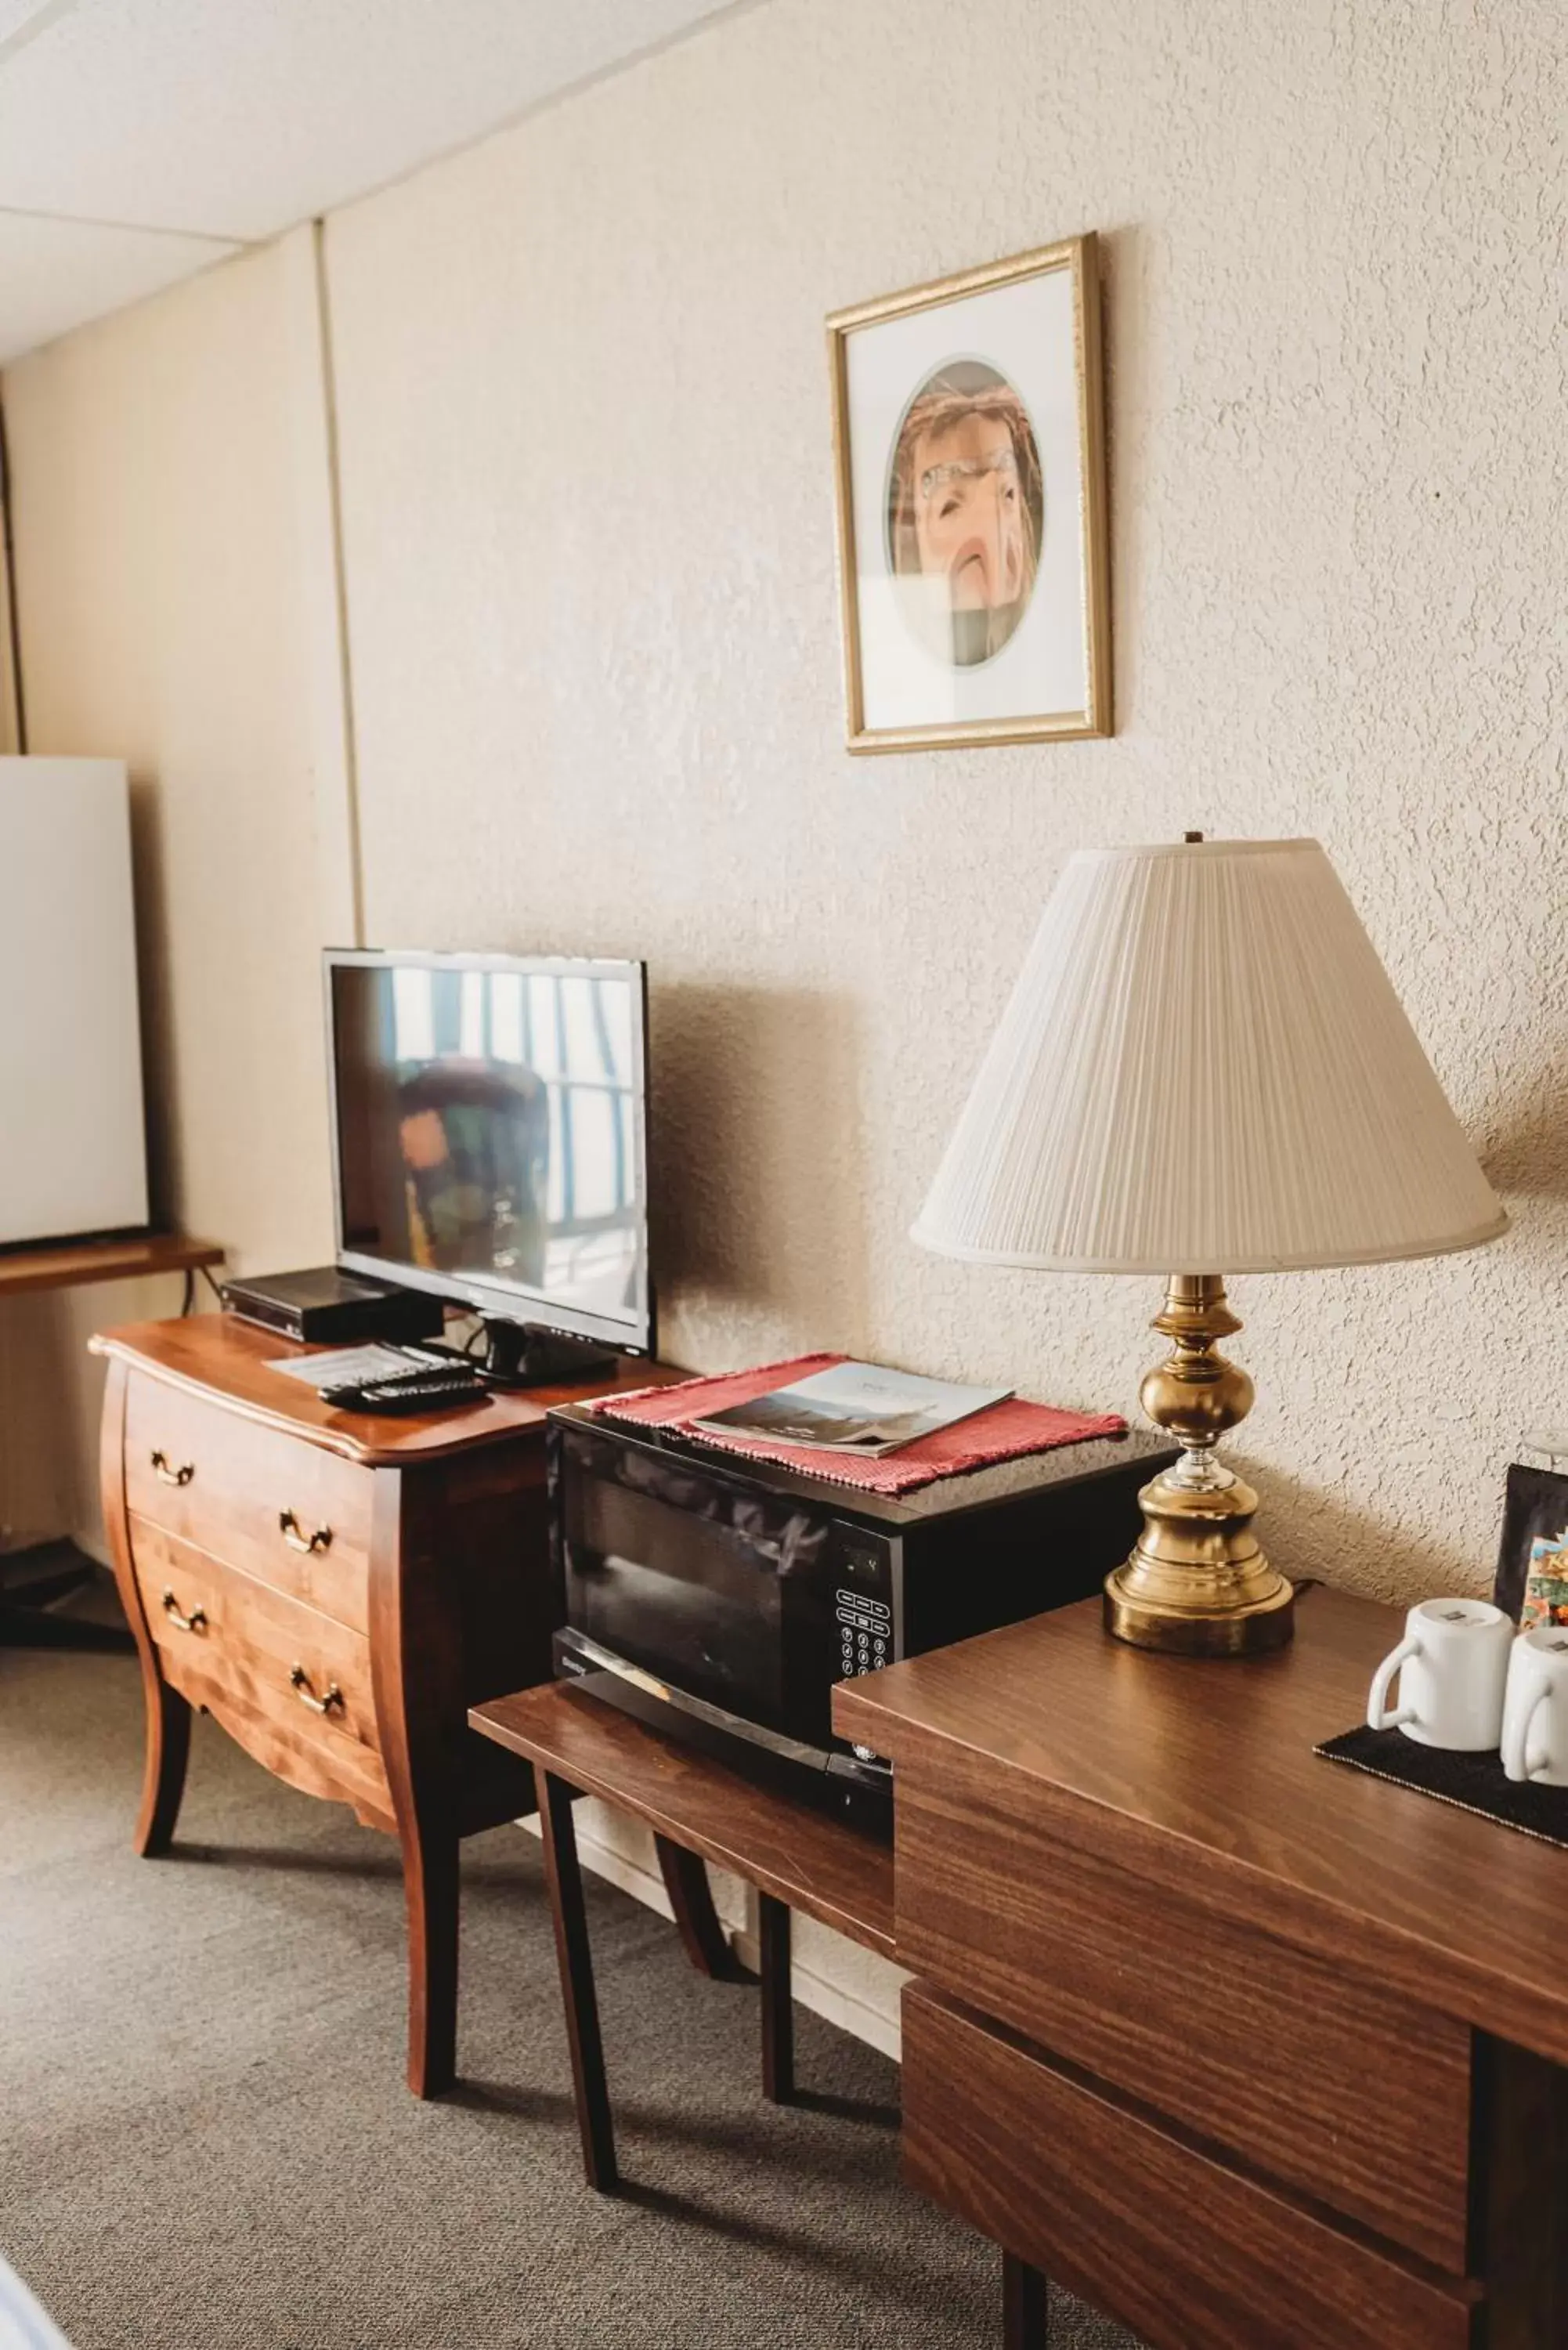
0,1232,223,1300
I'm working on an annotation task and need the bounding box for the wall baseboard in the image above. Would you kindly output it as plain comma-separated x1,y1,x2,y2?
727,1918,902,2063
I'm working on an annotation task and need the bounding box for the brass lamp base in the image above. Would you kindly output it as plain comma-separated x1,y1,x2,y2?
1103,1274,1295,1657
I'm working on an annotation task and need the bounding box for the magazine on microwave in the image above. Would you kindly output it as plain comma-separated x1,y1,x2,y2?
690,1361,1013,1457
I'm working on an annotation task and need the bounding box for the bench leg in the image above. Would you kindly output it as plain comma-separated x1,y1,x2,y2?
535,1767,618,2193
759,1893,794,2103
1003,2252,1049,2348
656,1836,750,1981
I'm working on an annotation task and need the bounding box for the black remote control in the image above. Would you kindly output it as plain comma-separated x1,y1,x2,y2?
320,1365,493,1415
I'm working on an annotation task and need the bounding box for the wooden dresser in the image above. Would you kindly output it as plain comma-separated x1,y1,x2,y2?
92,1314,674,2098
835,1585,1568,2350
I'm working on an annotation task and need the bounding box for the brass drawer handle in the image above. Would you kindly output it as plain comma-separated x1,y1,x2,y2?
279,1509,333,1556
161,1587,208,1636
150,1450,195,1488
289,1664,344,1717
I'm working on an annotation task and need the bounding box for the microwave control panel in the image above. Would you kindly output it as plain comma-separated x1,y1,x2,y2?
830,1524,895,1687
835,1587,891,1679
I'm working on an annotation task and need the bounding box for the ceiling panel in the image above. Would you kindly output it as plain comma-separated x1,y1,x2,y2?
0,208,236,367
0,0,742,241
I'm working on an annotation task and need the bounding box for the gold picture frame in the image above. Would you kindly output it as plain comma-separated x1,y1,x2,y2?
826,233,1110,754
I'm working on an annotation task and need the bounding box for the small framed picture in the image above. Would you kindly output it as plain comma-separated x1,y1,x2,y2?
826,233,1110,754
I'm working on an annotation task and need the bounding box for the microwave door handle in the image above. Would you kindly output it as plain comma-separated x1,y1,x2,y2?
565,1632,835,1776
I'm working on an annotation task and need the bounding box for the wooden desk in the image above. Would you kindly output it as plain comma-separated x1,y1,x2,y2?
470,1679,894,2193
835,1585,1568,2350
91,1314,679,2098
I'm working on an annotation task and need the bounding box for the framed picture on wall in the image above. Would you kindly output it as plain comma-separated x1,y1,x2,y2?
826,233,1110,754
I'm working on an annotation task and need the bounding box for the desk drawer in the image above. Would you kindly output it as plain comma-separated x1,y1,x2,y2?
894,1771,1472,2271
133,1520,389,1824
125,1375,374,1631
901,1985,1477,2350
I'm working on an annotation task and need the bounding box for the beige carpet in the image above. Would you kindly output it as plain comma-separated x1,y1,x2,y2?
0,1582,1143,2349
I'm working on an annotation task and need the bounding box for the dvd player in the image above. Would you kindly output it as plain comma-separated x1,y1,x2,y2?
220,1266,446,1346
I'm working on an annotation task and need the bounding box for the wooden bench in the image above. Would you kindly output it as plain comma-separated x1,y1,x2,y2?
468,1678,895,2193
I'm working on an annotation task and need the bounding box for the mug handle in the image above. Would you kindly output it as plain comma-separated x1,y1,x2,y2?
1367,1635,1421,1731
1503,1685,1552,1783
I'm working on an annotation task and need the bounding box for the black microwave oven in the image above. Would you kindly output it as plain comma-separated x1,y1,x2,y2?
547,1403,1177,1824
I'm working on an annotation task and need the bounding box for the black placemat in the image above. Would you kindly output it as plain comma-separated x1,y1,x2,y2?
1315,1725,1568,1849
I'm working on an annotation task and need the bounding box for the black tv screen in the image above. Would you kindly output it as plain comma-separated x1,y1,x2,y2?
326,950,652,1353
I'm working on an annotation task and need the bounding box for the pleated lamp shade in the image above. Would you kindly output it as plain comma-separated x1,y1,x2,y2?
913,838,1506,1275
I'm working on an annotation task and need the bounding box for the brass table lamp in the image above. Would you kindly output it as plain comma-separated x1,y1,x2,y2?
912,837,1506,1656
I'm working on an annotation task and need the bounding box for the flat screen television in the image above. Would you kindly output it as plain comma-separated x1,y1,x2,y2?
325,949,652,1358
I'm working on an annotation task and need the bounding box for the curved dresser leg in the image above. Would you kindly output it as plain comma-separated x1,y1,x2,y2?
135,1679,193,1856
656,1837,751,1982
99,1356,192,1857
369,1467,463,2099
399,1820,460,2099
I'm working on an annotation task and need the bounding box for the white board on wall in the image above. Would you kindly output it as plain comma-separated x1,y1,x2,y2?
0,755,150,1244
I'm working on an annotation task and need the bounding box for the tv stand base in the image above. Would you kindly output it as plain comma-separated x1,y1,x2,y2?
479,1318,619,1390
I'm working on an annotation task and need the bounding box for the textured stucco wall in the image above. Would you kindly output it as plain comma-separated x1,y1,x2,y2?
1,0,1564,2037
323,0,1567,1607
9,0,1563,1591
1,230,352,1549
5,230,349,1274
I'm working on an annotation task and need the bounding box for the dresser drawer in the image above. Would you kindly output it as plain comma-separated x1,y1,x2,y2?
901,1985,1478,2350
132,1520,389,1824
125,1375,374,1631
894,1770,1472,2271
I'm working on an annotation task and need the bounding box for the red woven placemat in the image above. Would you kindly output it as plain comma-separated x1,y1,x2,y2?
584,1353,1126,1495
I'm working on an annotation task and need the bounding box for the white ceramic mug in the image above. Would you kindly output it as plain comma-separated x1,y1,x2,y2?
1366,1597,1513,1751
1501,1624,1568,1785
